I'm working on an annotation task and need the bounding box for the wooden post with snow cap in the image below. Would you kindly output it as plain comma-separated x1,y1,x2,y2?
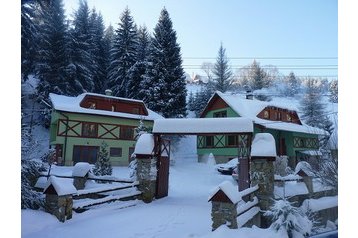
133,133,157,203
249,133,277,228
209,181,240,230
43,176,77,222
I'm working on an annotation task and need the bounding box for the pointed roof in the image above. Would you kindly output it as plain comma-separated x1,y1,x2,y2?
202,91,326,135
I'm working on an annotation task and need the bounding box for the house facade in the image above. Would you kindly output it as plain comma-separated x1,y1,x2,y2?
49,92,163,166
197,91,325,168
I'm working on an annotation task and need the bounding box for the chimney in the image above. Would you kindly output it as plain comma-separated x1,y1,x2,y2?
246,90,253,100
105,89,112,96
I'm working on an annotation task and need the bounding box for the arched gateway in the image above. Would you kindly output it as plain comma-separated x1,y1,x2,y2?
134,117,254,200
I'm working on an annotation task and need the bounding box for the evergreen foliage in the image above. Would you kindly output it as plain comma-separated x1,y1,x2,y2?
135,119,149,139
93,141,113,176
108,7,138,97
189,87,215,117
264,199,312,237
127,26,150,99
141,8,187,118
329,80,338,103
211,43,233,92
35,0,70,98
285,72,301,96
68,0,94,93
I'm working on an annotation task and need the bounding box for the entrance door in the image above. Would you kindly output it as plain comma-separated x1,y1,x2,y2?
73,146,99,164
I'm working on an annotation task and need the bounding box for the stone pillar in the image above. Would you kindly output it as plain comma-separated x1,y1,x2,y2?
45,194,73,222
136,157,157,203
73,175,87,190
211,201,238,230
250,157,275,228
302,176,314,195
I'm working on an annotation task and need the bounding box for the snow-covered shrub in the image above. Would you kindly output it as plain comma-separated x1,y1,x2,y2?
264,199,312,238
21,158,46,209
274,156,288,176
93,141,112,178
206,153,216,166
128,159,138,180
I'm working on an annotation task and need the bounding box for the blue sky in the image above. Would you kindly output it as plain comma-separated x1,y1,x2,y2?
63,0,337,79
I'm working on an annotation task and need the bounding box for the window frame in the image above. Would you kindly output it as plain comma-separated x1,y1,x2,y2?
120,126,135,140
205,136,214,148
110,147,122,157
213,110,227,118
82,122,98,138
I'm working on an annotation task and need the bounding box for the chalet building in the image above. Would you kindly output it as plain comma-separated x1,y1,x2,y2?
49,91,163,166
198,91,326,168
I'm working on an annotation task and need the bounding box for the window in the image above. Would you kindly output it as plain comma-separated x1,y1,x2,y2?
278,112,282,120
82,122,98,137
73,146,99,164
110,147,122,157
263,110,269,119
88,101,96,109
227,135,238,146
120,126,134,140
205,136,214,147
213,110,227,118
286,113,292,122
111,105,116,112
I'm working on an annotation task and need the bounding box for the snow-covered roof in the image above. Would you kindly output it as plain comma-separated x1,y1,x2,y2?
214,91,326,135
134,133,154,155
294,161,315,176
72,162,91,177
251,133,277,157
49,93,163,121
209,181,241,204
43,176,77,196
152,118,253,134
297,150,322,156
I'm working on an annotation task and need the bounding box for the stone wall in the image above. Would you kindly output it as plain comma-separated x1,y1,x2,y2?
211,201,238,230
136,157,157,203
45,194,73,222
73,176,87,190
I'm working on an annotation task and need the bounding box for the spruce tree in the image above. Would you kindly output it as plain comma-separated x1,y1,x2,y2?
212,43,233,93
108,7,138,97
102,25,115,90
141,8,187,118
68,0,94,93
127,26,150,99
250,60,267,90
93,141,112,177
329,80,338,103
285,71,301,96
89,9,107,93
35,0,69,98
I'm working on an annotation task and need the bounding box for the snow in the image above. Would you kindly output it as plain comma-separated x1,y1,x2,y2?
34,176,48,189
274,181,309,198
301,196,338,212
251,133,277,157
134,133,154,155
209,181,241,204
297,150,322,156
237,197,259,215
237,206,260,228
295,161,315,177
215,91,326,135
43,176,77,196
72,162,91,177
49,93,163,121
274,174,302,181
152,117,253,134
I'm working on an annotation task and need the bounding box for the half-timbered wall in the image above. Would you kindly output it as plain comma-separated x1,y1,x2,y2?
50,111,154,166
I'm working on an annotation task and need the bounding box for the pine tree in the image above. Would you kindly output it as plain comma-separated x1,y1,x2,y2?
35,0,69,98
21,0,41,81
285,71,301,96
127,26,150,99
329,80,338,103
108,7,138,97
89,9,107,93
212,43,233,93
188,91,195,111
141,8,187,118
68,0,94,93
102,25,115,90
93,141,112,177
250,60,267,90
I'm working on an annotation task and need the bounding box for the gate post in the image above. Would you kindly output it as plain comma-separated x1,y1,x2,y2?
134,133,157,203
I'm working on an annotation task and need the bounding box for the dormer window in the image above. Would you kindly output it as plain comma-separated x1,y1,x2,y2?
89,101,96,109
111,105,116,112
263,110,269,119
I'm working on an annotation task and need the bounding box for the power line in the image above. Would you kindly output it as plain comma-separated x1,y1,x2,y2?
183,57,337,60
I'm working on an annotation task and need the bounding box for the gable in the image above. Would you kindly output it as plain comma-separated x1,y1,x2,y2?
80,95,148,116
200,94,231,118
256,106,302,125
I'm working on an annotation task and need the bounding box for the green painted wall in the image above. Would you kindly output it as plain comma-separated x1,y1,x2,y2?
50,111,154,166
204,107,239,118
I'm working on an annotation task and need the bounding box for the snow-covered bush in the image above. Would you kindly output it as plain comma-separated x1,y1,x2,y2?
93,141,112,178
128,159,137,180
274,156,288,176
264,199,312,238
21,158,46,209
206,153,216,166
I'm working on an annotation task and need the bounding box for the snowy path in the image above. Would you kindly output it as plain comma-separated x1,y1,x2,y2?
22,157,236,238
